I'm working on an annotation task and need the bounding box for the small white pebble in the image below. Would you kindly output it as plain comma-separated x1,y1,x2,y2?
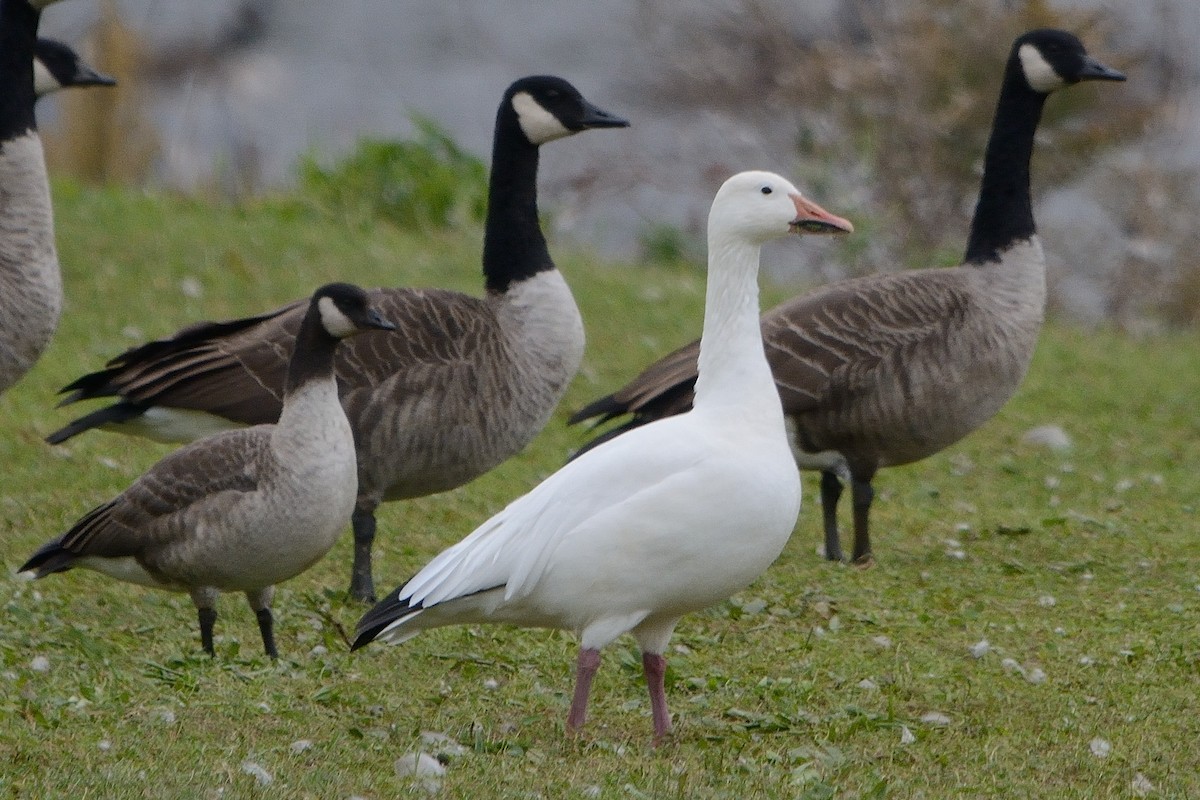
395,752,446,778
969,639,990,659
290,739,314,754
857,678,878,691
420,731,467,757
98,739,112,752
179,276,203,298
583,786,603,799
257,702,271,713
944,538,962,549
121,324,144,340
1044,475,1061,490
157,709,176,724
1038,595,1057,607
240,761,273,786
900,725,916,745
1081,573,1094,582
1114,478,1134,492
672,643,692,655
482,678,499,690
1001,658,1023,674
1131,772,1154,797
946,548,966,560
1022,424,1072,451
1054,627,1067,635
871,635,892,649
1079,655,1095,666
97,456,120,470
920,712,951,726
1025,667,1047,685
309,645,328,657
1089,737,1112,758
741,598,767,615
29,656,50,673
954,522,971,533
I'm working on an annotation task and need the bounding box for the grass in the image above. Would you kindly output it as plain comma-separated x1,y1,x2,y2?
2,181,1199,798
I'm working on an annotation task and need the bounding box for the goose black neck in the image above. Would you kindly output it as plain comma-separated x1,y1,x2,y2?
0,0,39,141
963,61,1048,265
481,105,553,295
285,304,339,395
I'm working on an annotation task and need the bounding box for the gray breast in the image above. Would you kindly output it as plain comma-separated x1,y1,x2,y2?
347,270,585,503
0,133,59,393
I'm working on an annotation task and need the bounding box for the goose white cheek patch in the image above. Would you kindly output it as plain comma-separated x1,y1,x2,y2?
317,296,357,337
1018,44,1064,93
32,60,58,96
512,91,572,144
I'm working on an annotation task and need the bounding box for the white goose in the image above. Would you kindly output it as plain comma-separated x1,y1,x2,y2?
353,172,853,742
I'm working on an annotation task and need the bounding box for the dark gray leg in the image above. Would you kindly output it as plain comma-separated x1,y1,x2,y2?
198,607,218,656
255,608,278,659
246,587,278,658
820,470,844,562
350,507,377,603
850,471,876,564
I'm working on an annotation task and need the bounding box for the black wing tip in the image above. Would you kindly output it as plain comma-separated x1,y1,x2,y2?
18,540,73,578
45,402,146,445
351,588,416,651
567,417,655,462
566,394,628,426
350,625,386,651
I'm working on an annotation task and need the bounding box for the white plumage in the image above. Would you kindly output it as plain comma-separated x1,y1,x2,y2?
354,171,853,741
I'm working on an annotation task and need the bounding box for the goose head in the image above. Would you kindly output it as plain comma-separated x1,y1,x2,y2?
312,283,396,340
33,38,117,96
1013,29,1126,94
505,75,629,145
709,171,854,246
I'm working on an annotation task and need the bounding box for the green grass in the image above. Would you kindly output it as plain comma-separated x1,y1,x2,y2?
2,181,1199,798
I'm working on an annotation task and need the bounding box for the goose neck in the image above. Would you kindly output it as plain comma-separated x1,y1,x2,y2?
482,110,553,295
0,0,39,141
693,235,774,410
284,304,339,397
963,64,1048,265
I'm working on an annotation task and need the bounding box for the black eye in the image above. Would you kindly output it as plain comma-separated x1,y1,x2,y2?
761,186,773,195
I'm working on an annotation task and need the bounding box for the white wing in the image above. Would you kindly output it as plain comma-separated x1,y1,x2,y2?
400,414,712,609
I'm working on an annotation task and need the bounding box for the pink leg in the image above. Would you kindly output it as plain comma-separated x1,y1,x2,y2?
566,648,601,734
642,652,673,743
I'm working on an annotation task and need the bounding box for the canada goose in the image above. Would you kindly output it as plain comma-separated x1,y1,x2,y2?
0,0,117,396
45,75,629,602
569,29,1126,565
20,283,395,658
353,172,853,742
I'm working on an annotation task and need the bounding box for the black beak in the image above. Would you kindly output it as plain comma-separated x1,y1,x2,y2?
1077,55,1126,83
365,310,395,332
73,64,118,88
576,98,630,130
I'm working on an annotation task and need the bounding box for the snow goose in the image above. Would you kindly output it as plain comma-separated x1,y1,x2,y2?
20,283,394,658
352,172,853,742
44,75,629,603
569,29,1126,564
1,0,117,395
